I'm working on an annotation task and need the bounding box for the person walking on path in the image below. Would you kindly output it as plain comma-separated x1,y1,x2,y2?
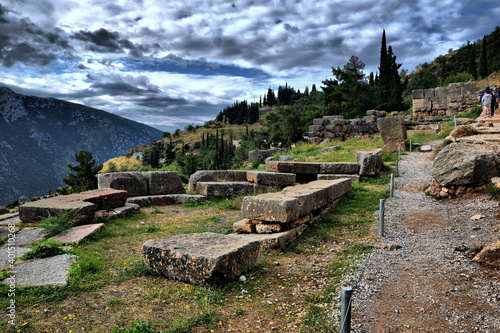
482,87,492,117
491,88,498,117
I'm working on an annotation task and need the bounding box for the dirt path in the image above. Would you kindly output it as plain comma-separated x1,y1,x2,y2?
353,142,500,332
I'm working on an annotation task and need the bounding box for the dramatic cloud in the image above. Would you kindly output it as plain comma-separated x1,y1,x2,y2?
0,0,499,132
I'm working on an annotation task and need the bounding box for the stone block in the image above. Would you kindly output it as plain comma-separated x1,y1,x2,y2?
169,194,207,204
143,233,260,284
412,89,424,99
377,116,407,152
233,219,255,233
149,195,176,206
306,179,352,203
196,182,233,198
98,172,148,197
246,171,296,187
265,161,320,174
19,198,95,224
309,125,324,132
72,188,127,210
318,174,360,182
53,223,105,244
231,182,257,196
280,186,318,216
188,170,248,192
144,171,186,195
356,149,383,176
313,118,326,126
126,196,151,207
319,163,360,175
241,193,300,223
107,203,140,220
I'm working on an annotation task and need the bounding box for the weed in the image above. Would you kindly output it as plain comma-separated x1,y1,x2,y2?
145,223,160,233
468,244,485,259
113,320,154,333
204,215,220,223
301,304,336,333
181,197,206,208
457,105,482,119
488,182,500,200
37,214,77,237
123,260,160,278
233,307,245,316
151,208,164,214
20,238,65,260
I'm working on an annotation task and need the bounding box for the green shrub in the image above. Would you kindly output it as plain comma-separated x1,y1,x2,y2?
38,215,76,237
21,239,65,260
113,320,154,333
181,197,206,208
0,206,8,215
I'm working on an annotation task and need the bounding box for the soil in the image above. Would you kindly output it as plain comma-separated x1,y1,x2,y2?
352,141,500,332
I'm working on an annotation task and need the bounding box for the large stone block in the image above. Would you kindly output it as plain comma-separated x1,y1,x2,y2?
144,171,185,195
98,172,148,197
241,193,300,223
19,198,95,224
196,182,233,198
377,115,407,152
188,170,248,192
265,161,320,174
71,188,127,210
318,174,360,182
246,171,296,187
356,149,383,176
231,182,257,196
280,186,318,217
318,163,360,175
143,233,260,284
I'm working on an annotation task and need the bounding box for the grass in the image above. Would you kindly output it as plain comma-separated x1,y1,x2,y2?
1,135,419,332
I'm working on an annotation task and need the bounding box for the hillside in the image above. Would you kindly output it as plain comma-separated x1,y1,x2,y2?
0,87,163,206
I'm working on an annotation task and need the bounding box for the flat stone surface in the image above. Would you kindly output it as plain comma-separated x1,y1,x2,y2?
265,161,320,174
53,223,104,244
196,182,233,198
318,174,360,182
0,246,31,270
143,232,260,284
19,198,95,224
188,170,248,192
246,171,296,187
126,196,152,207
356,149,383,176
0,213,19,224
15,228,46,247
420,145,432,151
228,225,307,251
169,194,207,204
7,254,78,287
71,188,127,210
149,195,176,206
108,204,140,220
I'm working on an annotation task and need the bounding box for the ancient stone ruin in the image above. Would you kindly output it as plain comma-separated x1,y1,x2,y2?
412,81,477,120
377,115,407,152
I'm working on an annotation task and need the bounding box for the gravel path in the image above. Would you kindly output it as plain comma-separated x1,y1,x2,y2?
352,141,500,332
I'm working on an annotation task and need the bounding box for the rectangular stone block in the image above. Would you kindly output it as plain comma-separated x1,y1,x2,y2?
280,186,318,217
98,172,148,197
53,223,104,244
149,195,176,206
196,182,233,198
144,171,186,195
143,233,260,285
126,196,151,207
231,182,256,196
255,222,287,234
246,171,296,187
241,193,300,223
73,188,127,210
19,198,96,224
306,179,352,203
356,149,383,176
319,163,360,175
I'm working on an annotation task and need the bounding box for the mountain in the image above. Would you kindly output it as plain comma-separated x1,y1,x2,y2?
0,87,163,206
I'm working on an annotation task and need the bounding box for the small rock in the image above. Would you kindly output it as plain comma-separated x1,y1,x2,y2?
470,215,485,220
239,275,247,282
384,244,402,250
454,245,468,252
141,221,145,225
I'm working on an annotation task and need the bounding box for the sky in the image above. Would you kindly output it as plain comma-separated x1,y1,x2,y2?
1,0,499,133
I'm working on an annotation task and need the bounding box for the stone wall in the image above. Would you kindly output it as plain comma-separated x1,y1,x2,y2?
412,82,477,120
307,111,386,144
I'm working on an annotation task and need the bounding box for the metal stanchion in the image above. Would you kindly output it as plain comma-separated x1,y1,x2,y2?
390,173,394,197
379,199,385,237
340,287,353,333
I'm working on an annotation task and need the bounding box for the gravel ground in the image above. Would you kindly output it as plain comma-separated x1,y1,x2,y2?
351,141,500,332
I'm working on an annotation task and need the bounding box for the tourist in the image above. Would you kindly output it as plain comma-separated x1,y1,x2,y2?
492,88,499,117
481,87,492,117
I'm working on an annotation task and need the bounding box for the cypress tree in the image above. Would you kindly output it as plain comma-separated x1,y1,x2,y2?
377,30,391,109
369,72,375,87
479,35,488,78
467,41,477,80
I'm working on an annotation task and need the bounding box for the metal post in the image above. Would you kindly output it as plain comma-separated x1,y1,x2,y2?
410,140,412,152
379,199,385,237
390,173,394,197
395,160,399,175
340,287,353,333
398,146,401,160
454,115,457,128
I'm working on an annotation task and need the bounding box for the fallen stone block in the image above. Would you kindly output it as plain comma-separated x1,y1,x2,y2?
188,170,248,192
98,172,148,197
356,149,383,176
280,185,318,217
233,219,256,233
19,198,95,224
241,193,300,223
377,115,407,152
53,223,104,244
107,204,140,220
143,233,260,284
317,174,360,182
231,182,258,196
228,225,306,251
196,182,233,198
169,194,207,204
319,163,360,175
144,171,186,195
266,161,320,174
69,188,127,210
126,196,152,207
149,195,176,206
7,254,78,287
246,171,296,187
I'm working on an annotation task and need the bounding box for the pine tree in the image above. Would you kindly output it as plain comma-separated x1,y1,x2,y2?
63,150,103,193
479,35,488,78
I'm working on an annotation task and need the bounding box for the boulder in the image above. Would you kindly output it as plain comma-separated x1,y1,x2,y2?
143,233,260,284
448,125,475,138
98,172,148,197
473,240,500,267
431,142,500,187
144,171,185,195
377,115,407,152
356,149,383,176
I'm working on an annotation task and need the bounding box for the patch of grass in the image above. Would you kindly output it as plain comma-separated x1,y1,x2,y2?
37,214,77,237
20,238,66,260
208,196,245,211
151,208,164,214
488,182,500,200
203,215,220,223
144,223,160,233
457,105,482,118
301,304,336,333
181,197,207,208
113,320,155,333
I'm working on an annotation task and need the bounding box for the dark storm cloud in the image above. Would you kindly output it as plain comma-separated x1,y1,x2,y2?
0,42,57,68
0,4,8,23
85,73,161,96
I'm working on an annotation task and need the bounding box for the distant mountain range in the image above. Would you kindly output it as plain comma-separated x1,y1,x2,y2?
0,87,163,206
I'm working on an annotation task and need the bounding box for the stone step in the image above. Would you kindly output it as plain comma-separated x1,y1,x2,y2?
143,232,260,285
98,171,186,197
246,171,296,187
196,182,264,199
